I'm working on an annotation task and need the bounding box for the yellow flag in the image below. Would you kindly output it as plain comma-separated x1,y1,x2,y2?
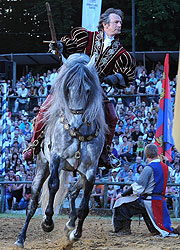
172,52,180,152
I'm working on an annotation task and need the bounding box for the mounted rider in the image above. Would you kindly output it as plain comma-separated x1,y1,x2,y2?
23,8,136,163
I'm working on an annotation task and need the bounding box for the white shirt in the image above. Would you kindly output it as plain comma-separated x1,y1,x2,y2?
103,33,114,52
17,87,28,104
50,72,58,85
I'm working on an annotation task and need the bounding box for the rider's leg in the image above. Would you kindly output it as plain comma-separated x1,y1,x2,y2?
23,95,52,161
98,100,118,168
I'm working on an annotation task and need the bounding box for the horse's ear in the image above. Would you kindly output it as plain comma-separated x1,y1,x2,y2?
87,55,96,69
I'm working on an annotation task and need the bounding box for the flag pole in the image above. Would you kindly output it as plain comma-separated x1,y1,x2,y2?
155,54,174,162
1,82,7,175
172,52,180,153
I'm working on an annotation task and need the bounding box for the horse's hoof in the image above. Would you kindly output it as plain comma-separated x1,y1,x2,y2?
68,229,81,242
14,239,24,248
64,221,75,233
41,220,54,232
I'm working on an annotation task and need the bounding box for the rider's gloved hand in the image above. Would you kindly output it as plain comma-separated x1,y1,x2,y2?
103,73,126,89
49,42,63,55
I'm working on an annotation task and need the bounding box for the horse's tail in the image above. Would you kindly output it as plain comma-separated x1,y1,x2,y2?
40,170,71,215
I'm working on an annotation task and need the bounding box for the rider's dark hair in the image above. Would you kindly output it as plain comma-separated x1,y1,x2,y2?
98,8,124,31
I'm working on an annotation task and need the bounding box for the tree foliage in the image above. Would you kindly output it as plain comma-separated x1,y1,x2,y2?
135,0,180,50
0,0,179,53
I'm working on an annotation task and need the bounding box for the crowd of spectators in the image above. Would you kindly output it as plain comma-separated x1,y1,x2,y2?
0,61,179,211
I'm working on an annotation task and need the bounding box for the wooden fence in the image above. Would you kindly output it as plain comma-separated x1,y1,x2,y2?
0,179,179,217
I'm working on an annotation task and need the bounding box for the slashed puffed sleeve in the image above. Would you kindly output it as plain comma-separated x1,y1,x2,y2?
60,27,89,57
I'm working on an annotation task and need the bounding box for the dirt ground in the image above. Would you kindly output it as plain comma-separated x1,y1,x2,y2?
0,216,179,250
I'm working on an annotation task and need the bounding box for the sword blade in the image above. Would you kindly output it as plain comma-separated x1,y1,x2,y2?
46,2,57,42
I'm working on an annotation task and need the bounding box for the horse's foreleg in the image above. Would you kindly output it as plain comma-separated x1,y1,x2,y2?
42,154,61,232
15,164,49,248
65,177,83,232
68,177,94,241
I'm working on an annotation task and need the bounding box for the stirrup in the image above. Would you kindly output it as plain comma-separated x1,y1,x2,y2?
22,145,35,161
22,131,44,161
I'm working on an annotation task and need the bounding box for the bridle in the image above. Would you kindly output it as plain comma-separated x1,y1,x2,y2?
69,109,85,115
59,112,100,169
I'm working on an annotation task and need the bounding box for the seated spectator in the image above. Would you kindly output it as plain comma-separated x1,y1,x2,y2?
26,75,35,89
119,162,131,181
135,61,147,79
146,82,156,106
142,122,148,134
107,185,116,209
171,155,180,169
16,164,26,179
155,61,164,79
130,121,137,133
113,136,121,153
134,164,144,182
5,169,16,210
137,81,147,104
155,76,163,95
16,174,32,210
122,127,131,139
131,156,144,173
149,72,157,85
14,158,22,173
108,169,121,208
109,169,121,191
5,158,12,173
139,69,148,83
14,83,28,112
165,176,178,210
19,115,32,131
135,135,145,159
171,163,180,183
118,135,133,162
49,68,58,91
12,174,23,210
22,122,32,137
124,169,135,183
90,175,104,208
123,84,135,105
38,85,48,106
131,125,143,142
7,85,18,111
27,86,38,110
109,143,121,168
11,152,18,169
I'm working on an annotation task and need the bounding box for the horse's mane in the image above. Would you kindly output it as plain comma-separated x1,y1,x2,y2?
43,53,108,134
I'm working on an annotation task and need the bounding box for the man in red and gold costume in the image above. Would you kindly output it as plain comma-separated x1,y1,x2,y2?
23,8,136,163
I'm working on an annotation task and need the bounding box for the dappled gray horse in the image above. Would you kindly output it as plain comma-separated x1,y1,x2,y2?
15,53,107,248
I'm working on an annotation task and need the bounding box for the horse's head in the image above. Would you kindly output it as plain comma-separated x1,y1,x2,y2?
63,54,96,115
45,54,107,131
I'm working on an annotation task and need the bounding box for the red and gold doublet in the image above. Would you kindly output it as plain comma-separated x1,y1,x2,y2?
61,27,135,85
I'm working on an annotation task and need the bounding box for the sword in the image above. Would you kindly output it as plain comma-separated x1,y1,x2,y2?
43,2,64,59
44,2,57,44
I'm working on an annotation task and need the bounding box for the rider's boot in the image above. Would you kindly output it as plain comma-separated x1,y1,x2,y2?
22,95,52,161
98,100,118,169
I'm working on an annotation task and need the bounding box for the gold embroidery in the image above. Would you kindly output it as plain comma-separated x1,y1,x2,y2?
92,32,122,77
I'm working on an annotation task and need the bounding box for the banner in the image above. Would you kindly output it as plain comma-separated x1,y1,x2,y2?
155,54,174,162
82,0,102,31
172,53,180,153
